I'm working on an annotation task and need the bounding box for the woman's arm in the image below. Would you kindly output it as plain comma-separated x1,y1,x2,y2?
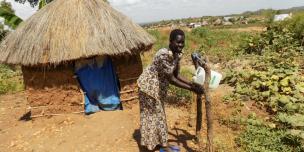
169,75,204,94
169,74,192,91
173,62,193,86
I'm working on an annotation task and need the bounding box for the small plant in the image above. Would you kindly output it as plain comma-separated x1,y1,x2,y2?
224,17,304,151
236,125,304,152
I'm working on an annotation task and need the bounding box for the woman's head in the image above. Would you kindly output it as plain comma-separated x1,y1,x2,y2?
169,29,185,54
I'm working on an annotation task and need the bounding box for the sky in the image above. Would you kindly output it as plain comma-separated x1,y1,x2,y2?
2,0,304,23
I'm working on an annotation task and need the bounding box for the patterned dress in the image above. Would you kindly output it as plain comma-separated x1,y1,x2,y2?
137,48,178,150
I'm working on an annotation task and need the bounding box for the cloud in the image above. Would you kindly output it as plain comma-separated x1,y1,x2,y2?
110,0,304,23
110,0,142,6
2,0,304,24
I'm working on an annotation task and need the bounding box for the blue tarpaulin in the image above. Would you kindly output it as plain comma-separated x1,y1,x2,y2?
75,57,121,114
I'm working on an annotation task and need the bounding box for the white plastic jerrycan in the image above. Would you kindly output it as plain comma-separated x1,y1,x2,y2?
192,66,222,89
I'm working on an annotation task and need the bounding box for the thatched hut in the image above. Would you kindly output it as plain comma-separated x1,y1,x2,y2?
0,0,154,115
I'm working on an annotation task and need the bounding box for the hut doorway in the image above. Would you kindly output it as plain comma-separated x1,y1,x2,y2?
75,56,121,114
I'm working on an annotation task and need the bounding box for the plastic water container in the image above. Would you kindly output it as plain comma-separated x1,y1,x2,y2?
192,66,222,89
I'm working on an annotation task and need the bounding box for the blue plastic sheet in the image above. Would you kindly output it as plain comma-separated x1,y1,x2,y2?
75,57,121,114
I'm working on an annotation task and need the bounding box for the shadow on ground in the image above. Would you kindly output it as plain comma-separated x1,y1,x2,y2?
133,128,197,152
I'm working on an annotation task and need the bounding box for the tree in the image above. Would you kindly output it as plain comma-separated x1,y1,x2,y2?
1,0,14,13
0,0,23,29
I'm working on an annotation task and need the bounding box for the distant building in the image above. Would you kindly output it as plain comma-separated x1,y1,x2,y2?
224,16,233,22
274,13,292,21
201,21,209,26
240,20,248,24
223,21,233,26
188,23,201,28
170,24,178,29
213,19,222,26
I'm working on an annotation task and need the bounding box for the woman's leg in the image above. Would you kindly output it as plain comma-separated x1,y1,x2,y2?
139,91,169,151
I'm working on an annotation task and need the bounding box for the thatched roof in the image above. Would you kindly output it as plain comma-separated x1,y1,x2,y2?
0,0,154,66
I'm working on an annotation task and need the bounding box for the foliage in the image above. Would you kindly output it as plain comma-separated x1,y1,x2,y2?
38,0,48,9
0,64,24,94
224,16,304,151
282,12,304,41
0,0,23,29
147,29,168,52
191,27,210,38
239,24,303,55
236,125,304,152
224,52,304,114
0,28,8,41
168,68,193,102
187,27,253,62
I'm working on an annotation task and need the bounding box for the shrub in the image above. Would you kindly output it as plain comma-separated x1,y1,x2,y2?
236,125,303,152
0,64,24,94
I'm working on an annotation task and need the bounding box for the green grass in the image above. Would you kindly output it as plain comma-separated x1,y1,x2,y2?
144,27,256,65
167,67,193,103
236,125,304,152
142,27,257,104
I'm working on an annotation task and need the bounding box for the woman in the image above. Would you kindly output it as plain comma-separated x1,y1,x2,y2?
137,29,203,151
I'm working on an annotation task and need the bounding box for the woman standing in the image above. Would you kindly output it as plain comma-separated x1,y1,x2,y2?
137,29,203,151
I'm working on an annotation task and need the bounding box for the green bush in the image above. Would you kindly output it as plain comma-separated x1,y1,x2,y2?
236,125,304,152
238,24,303,55
282,12,304,40
224,17,304,151
191,27,210,38
0,64,23,94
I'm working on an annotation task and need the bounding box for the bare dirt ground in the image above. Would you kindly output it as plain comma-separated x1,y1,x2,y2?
0,85,257,152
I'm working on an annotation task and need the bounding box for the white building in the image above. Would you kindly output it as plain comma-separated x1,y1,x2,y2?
224,16,233,22
274,13,292,22
188,23,201,28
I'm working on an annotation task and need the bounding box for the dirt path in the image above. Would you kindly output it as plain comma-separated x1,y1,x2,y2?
0,85,240,152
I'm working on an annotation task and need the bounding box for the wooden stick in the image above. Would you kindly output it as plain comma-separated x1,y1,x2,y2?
188,92,197,127
120,96,138,102
120,89,136,94
204,90,213,152
196,93,203,143
203,63,213,152
193,55,213,152
119,77,139,82
31,111,84,118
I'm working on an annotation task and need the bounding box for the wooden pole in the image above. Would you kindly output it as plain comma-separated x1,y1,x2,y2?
203,62,213,152
191,54,213,152
188,92,197,127
196,93,203,150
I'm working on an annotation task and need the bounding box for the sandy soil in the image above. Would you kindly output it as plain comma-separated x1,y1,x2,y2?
0,85,249,152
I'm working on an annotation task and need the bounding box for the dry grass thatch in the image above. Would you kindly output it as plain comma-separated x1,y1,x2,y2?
0,0,155,66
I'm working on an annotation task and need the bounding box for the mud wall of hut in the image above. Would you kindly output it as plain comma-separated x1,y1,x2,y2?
22,54,143,115
22,64,84,115
112,53,143,105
